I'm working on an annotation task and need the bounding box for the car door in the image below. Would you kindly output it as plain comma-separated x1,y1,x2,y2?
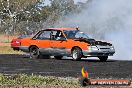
50,30,69,55
31,30,52,55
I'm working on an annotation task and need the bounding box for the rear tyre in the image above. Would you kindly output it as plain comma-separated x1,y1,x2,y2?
72,47,82,61
13,48,19,51
98,56,108,62
54,56,63,60
30,46,40,59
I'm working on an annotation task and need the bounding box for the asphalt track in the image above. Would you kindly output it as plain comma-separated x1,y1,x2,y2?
0,54,132,79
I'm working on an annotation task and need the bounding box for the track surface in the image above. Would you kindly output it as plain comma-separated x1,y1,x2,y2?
0,54,132,79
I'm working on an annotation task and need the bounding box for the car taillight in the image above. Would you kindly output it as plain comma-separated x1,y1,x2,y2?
16,41,20,44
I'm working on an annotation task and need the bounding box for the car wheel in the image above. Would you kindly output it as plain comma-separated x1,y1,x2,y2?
54,56,63,60
30,46,40,59
72,47,82,61
98,56,108,62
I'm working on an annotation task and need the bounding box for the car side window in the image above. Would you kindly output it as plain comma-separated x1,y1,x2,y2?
51,30,65,40
37,31,51,40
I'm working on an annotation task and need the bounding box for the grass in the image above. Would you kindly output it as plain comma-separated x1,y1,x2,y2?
0,35,17,43
0,74,80,88
0,46,24,54
0,74,131,88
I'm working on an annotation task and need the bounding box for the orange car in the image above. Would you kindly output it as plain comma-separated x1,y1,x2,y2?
19,28,115,61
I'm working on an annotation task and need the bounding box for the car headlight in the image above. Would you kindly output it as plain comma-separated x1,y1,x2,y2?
88,46,98,51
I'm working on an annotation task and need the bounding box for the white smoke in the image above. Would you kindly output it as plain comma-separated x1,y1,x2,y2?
57,0,132,60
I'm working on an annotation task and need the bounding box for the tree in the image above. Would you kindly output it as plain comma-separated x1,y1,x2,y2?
45,0,77,25
0,0,41,34
0,0,87,34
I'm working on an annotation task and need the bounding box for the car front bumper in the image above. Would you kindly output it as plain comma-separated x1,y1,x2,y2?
82,45,115,57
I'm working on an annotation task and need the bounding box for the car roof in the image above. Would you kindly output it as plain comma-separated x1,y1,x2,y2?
45,28,78,31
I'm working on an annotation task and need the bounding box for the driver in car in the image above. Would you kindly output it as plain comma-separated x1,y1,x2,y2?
55,31,64,40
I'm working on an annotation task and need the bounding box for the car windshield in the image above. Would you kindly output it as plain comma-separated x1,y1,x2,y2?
64,30,90,39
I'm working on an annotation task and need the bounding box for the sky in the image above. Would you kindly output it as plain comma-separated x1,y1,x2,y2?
44,0,88,5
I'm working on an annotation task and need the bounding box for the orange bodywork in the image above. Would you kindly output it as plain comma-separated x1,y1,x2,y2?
20,28,89,52
20,36,89,51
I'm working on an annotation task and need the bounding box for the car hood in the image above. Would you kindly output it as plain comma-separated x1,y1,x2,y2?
74,38,112,46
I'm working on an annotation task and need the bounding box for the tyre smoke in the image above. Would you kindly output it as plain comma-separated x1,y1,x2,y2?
57,0,132,60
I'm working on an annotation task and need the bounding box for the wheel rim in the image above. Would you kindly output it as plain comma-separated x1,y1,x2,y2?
72,49,78,60
31,48,38,57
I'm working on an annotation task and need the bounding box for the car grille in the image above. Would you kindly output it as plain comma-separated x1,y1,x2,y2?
97,45,111,52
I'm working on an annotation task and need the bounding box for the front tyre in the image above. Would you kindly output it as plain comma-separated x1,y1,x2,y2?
30,46,40,59
72,47,82,61
98,56,108,62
